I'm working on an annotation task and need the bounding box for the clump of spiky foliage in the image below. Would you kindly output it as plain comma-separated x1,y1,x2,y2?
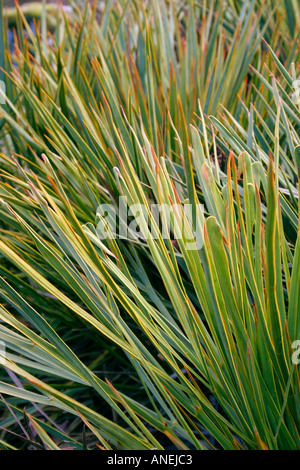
0,0,299,450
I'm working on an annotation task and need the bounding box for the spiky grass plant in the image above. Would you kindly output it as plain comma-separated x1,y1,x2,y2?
0,0,299,450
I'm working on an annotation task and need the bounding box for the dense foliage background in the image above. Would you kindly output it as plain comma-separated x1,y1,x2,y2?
0,0,299,450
